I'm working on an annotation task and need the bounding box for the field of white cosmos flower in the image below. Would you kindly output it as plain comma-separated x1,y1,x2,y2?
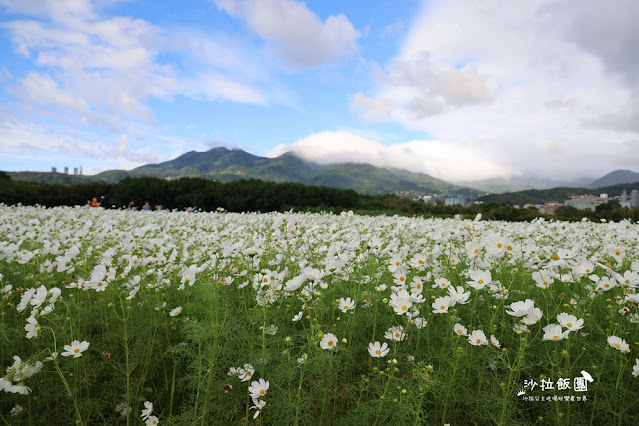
1,205,638,424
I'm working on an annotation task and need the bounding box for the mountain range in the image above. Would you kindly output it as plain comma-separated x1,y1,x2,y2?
7,148,471,196
5,147,639,197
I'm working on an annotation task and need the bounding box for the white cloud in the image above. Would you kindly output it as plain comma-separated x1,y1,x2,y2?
0,119,162,169
184,71,267,105
212,0,359,69
349,0,639,180
266,130,514,182
1,1,275,135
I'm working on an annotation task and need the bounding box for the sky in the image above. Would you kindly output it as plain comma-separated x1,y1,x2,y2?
1,0,638,183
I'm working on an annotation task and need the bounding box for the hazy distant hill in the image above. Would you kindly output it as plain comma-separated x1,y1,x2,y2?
478,182,639,206
7,148,472,196
590,170,639,189
462,175,593,193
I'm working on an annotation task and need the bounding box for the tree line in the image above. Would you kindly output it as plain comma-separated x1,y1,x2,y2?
1,172,638,222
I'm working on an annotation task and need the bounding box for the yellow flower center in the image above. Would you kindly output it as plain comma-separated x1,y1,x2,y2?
553,335,558,340
478,280,484,284
344,305,349,309
440,305,445,310
74,348,80,353
376,350,381,355
457,330,462,334
260,389,265,394
328,341,334,347
476,339,481,343
615,344,620,348
402,305,407,310
567,323,572,327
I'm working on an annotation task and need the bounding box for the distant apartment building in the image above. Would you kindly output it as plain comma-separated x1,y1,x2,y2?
73,167,79,175
422,195,438,206
51,167,57,173
620,189,639,208
564,194,608,211
444,196,468,207
64,166,69,174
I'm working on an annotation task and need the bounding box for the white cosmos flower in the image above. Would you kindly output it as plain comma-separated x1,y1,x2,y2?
432,296,455,314
432,277,451,289
368,341,390,358
248,378,270,399
453,323,468,336
61,340,90,358
608,335,630,353
238,364,255,382
169,306,182,317
141,401,153,420
384,325,407,341
250,398,267,419
596,276,617,292
24,317,39,339
542,324,570,341
468,330,488,346
389,290,412,315
556,313,584,331
320,333,338,351
468,269,491,290
338,297,356,313
522,307,543,325
448,286,471,304
490,335,501,348
506,299,541,325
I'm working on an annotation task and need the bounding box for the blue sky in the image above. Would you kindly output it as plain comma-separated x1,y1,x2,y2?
1,0,638,182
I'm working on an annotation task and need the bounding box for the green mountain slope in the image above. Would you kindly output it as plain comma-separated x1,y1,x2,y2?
6,147,474,196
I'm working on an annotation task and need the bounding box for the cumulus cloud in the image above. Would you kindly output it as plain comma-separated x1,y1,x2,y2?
1,1,275,131
212,0,359,69
266,130,514,182
0,0,279,168
350,0,639,180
